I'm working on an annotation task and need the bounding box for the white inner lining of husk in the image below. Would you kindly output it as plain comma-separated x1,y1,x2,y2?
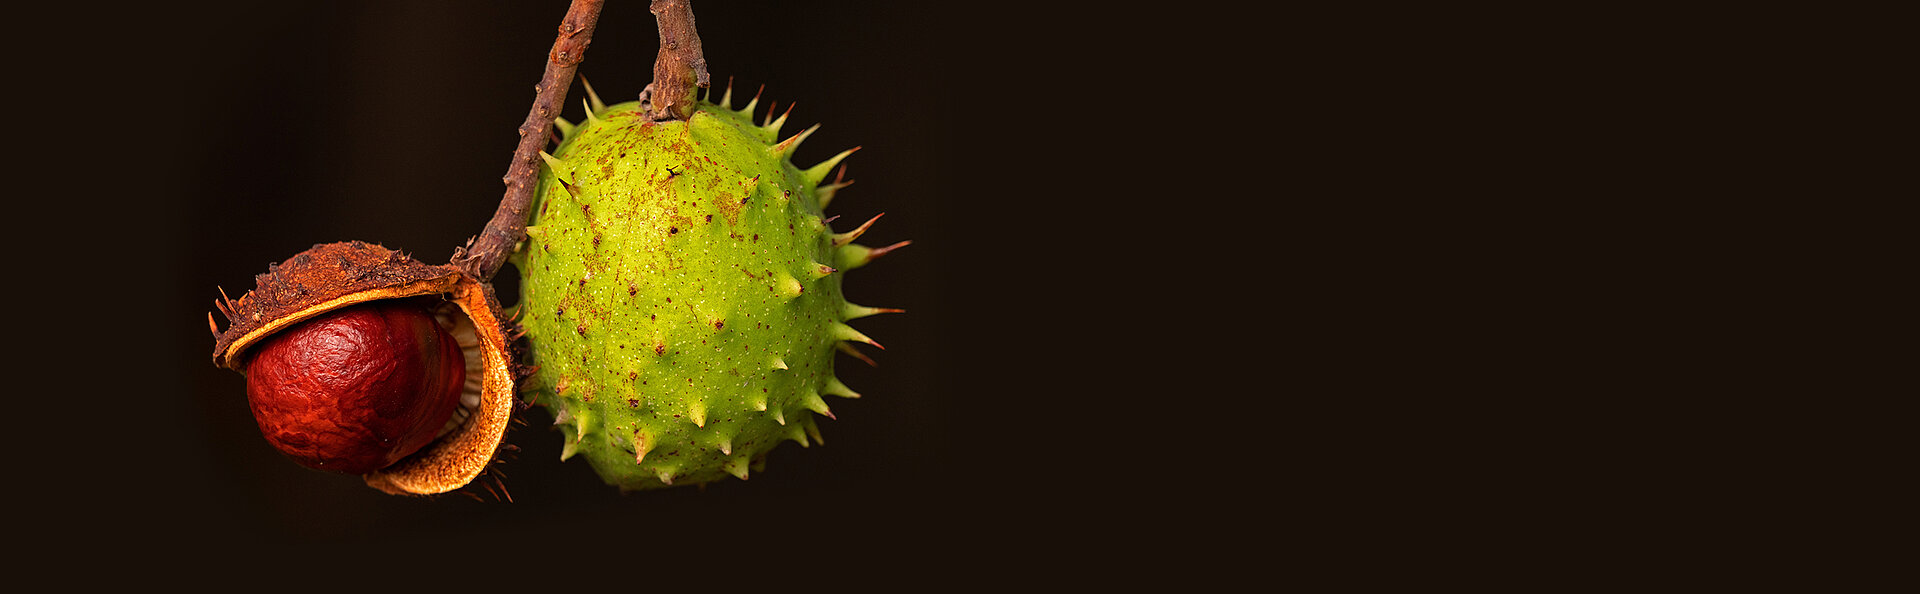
431,299,485,439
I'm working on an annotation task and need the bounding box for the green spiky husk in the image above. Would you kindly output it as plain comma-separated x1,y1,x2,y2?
516,98,855,490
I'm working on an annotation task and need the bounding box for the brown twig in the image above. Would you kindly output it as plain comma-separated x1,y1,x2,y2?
646,0,710,121
458,0,605,280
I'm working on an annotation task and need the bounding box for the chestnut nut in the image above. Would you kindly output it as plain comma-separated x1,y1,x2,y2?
244,299,466,475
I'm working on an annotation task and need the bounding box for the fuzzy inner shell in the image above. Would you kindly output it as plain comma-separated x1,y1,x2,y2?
431,300,489,441
520,100,844,489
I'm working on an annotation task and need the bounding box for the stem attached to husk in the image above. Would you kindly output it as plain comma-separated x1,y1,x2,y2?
646,0,710,121
460,0,605,281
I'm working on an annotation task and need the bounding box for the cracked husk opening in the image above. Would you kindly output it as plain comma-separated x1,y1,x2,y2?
211,241,515,495
362,277,515,495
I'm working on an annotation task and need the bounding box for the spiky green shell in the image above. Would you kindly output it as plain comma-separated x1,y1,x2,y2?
517,96,879,490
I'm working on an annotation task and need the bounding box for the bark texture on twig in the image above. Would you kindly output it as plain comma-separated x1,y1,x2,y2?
458,0,605,280
647,0,709,121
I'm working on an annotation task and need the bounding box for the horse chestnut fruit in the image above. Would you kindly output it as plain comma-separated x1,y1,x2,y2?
244,299,466,475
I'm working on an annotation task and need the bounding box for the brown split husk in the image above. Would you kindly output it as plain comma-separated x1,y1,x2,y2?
211,241,516,495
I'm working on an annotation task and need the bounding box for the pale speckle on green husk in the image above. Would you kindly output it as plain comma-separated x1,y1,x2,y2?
519,99,847,490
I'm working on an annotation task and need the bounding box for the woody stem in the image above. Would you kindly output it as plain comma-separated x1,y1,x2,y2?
461,0,605,281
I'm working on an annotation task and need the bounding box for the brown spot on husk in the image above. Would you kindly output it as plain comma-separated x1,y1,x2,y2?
712,189,745,226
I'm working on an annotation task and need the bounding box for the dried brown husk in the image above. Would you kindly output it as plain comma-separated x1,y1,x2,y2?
210,241,516,495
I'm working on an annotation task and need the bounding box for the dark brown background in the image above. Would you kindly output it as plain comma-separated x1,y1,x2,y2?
42,0,1163,557
19,0,1786,582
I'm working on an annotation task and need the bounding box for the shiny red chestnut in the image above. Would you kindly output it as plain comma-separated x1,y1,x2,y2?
244,299,466,475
